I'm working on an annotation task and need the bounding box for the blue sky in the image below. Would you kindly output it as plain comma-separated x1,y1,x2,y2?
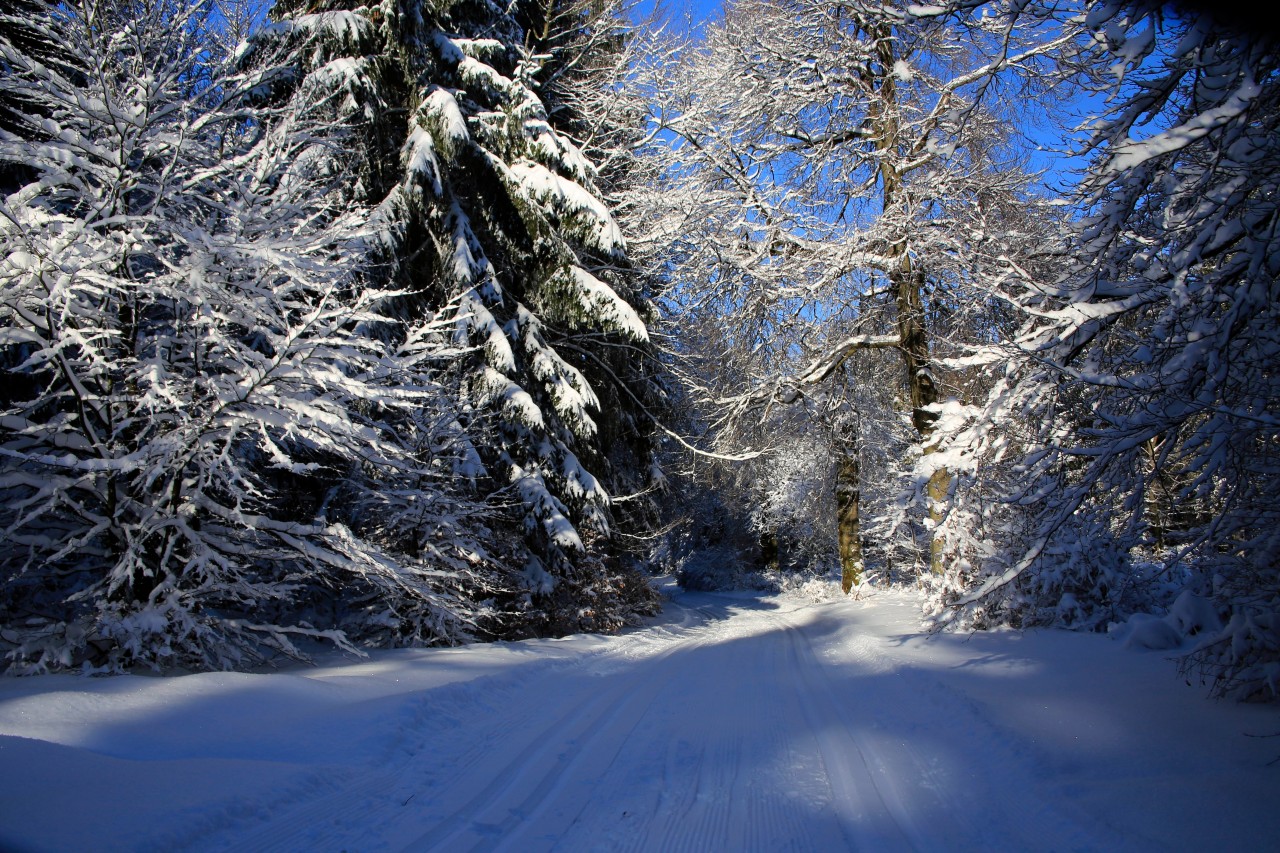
627,0,1094,193
632,0,722,30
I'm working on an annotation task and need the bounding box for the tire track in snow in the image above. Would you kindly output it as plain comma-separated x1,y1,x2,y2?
617,732,706,853
208,668,565,853
637,633,741,853
397,615,728,853
203,600,725,853
632,607,814,853
728,619,816,853
776,614,916,851
737,625,813,853
862,653,1118,850
419,666,670,850
782,606,989,851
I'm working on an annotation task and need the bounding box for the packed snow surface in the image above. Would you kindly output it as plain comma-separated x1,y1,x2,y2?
1,583,1277,852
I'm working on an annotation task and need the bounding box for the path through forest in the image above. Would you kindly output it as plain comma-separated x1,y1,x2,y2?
1,584,1277,851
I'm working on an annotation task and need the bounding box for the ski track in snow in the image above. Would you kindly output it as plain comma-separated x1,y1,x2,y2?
2,586,1278,852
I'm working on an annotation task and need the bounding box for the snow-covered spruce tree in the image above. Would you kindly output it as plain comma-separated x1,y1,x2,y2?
515,0,673,594
0,0,515,671
633,0,1070,589
240,0,662,632
943,1,1280,700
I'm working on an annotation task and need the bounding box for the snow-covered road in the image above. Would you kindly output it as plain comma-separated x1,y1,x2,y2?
1,585,1277,851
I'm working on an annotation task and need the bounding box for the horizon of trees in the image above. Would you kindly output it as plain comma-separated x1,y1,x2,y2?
0,0,1275,701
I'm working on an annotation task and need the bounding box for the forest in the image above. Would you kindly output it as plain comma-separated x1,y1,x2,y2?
0,0,1276,704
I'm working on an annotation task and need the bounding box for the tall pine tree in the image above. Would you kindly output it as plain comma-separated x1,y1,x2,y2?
241,0,662,632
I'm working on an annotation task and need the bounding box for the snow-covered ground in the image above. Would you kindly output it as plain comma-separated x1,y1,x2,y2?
1,582,1276,852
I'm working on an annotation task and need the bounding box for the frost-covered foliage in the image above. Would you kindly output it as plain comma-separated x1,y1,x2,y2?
751,427,839,575
0,0,520,671
655,406,838,590
935,1,1280,700
631,0,1068,586
238,0,662,633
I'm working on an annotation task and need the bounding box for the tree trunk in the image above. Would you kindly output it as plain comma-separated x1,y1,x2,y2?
835,421,863,594
894,262,937,435
925,445,951,574
873,31,948,576
893,259,948,574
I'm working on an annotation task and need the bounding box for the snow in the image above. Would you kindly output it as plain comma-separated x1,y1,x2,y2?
451,38,506,60
479,367,543,428
1107,78,1260,173
1121,613,1185,651
457,294,515,373
905,4,947,17
1112,592,1225,652
509,161,628,258
403,127,443,196
421,88,468,151
457,56,517,101
519,308,601,437
239,11,373,62
1166,590,1224,638
568,265,649,341
526,122,595,183
1,585,1277,852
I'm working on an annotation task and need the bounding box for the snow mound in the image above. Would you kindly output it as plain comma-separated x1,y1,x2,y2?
1114,591,1224,651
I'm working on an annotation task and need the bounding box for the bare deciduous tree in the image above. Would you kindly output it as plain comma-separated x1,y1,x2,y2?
631,0,1069,588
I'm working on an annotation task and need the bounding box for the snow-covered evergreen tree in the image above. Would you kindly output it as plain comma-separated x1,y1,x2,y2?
239,0,662,632
0,0,519,671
